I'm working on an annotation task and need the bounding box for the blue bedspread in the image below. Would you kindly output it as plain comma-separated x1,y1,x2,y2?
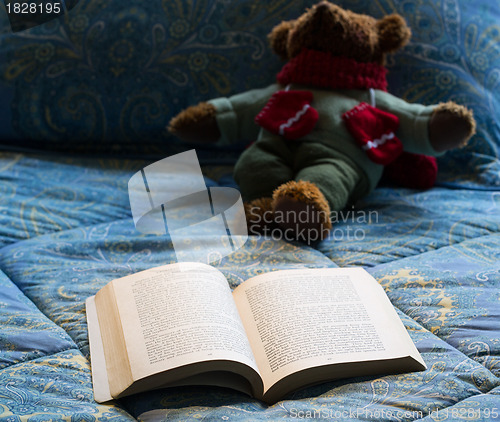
0,152,498,421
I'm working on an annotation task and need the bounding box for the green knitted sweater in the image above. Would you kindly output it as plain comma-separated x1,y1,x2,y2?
209,84,442,192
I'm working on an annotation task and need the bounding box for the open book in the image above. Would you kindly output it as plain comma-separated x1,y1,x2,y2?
86,263,426,404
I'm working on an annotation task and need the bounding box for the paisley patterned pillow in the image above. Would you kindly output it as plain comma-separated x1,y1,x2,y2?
0,0,499,187
365,0,500,188
0,0,311,156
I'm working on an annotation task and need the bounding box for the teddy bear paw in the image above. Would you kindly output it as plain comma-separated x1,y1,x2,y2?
168,102,220,143
429,102,476,152
244,197,275,236
271,180,332,244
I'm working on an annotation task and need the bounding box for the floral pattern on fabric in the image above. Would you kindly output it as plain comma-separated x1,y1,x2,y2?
0,350,136,421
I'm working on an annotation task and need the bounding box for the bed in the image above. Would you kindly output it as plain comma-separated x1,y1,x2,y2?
0,0,498,420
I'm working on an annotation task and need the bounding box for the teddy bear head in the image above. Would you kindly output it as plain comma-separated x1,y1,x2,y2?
269,1,411,65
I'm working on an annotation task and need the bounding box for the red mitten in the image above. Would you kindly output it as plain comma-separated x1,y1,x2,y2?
383,152,438,189
342,103,403,165
255,90,319,140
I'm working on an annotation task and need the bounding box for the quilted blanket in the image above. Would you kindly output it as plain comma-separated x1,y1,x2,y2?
0,152,498,421
0,0,499,420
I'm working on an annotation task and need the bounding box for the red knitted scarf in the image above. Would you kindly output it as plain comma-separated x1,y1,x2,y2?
277,49,388,91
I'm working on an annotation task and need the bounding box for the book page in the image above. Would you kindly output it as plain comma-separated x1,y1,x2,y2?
109,262,261,386
233,268,425,394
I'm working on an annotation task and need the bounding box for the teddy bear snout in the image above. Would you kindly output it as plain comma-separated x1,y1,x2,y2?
314,1,332,14
310,2,347,40
311,1,344,25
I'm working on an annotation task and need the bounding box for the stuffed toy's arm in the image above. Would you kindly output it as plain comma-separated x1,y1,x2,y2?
208,84,278,145
375,91,476,155
169,84,278,145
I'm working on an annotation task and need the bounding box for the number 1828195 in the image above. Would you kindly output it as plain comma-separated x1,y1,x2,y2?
6,2,61,14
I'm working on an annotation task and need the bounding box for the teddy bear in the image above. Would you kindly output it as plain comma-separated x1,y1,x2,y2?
169,1,476,244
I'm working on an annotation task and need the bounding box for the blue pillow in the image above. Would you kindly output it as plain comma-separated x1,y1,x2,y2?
0,0,310,156
0,0,499,188
353,0,500,189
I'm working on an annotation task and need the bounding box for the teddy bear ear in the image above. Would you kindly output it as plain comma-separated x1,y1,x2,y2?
268,20,295,60
376,14,411,53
